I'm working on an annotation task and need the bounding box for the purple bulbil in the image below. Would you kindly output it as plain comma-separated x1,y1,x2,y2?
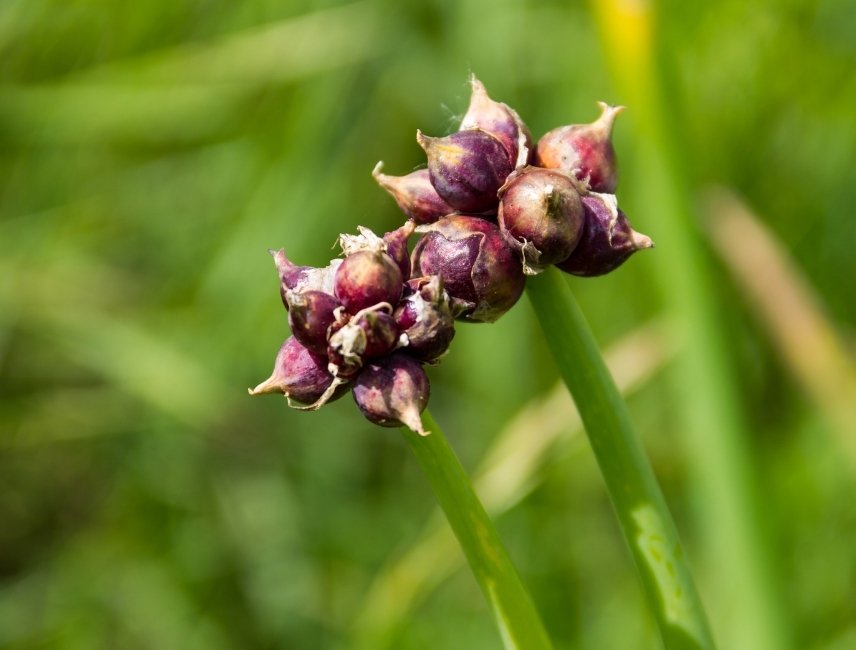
556,193,653,277
248,337,338,407
334,250,403,314
460,75,532,168
394,276,456,362
285,290,343,355
498,167,585,274
352,353,430,435
535,102,624,193
411,215,525,323
327,307,400,379
417,129,513,214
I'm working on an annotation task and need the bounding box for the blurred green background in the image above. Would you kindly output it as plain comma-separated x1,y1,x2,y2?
1,0,855,648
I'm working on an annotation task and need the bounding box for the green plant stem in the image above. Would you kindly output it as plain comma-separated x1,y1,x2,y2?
401,409,553,650
527,268,715,650
589,3,791,649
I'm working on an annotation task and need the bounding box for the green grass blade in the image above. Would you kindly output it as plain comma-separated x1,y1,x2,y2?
401,410,554,650
527,268,715,650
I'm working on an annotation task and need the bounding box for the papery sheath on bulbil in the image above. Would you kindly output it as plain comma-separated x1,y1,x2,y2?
395,275,456,362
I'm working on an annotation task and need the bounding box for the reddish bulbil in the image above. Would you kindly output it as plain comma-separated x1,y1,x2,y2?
411,215,525,323
248,337,337,406
372,164,453,225
460,75,532,168
498,167,585,274
556,193,653,277
352,353,430,435
338,223,414,280
334,250,403,314
285,290,343,355
394,276,456,362
417,129,513,213
327,307,400,379
358,310,400,359
535,102,624,193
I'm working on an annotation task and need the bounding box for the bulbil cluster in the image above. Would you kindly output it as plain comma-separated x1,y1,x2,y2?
250,75,652,434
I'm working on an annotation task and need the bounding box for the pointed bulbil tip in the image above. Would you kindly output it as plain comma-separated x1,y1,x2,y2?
248,373,282,396
372,160,387,182
631,229,654,250
592,102,626,136
271,248,294,274
466,74,491,109
416,129,431,149
401,219,417,237
401,407,430,436
371,161,398,195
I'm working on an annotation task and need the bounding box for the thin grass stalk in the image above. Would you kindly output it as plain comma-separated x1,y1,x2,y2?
401,409,554,650
527,268,715,650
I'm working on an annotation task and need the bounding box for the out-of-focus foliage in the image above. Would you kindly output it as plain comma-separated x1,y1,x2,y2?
0,0,854,648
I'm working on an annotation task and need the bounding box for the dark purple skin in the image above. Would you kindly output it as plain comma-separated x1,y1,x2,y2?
394,276,455,361
556,194,653,277
417,129,513,213
535,103,624,193
411,215,525,323
286,290,343,355
334,250,403,314
248,336,336,405
352,353,430,435
327,310,399,379
498,167,585,272
373,166,453,225
383,220,415,280
356,310,399,359
460,75,532,168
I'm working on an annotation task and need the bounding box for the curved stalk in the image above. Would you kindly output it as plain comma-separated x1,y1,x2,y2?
527,268,715,650
401,409,554,650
